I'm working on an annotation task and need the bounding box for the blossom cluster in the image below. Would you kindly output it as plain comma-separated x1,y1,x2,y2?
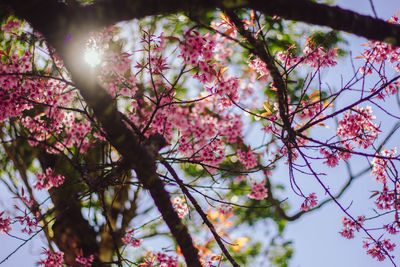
179,30,240,108
155,252,179,267
374,185,399,210
0,212,11,234
16,212,38,234
358,15,400,100
1,19,21,33
34,167,65,190
75,29,250,176
140,252,178,267
248,57,269,77
370,148,397,184
302,44,338,68
180,31,215,65
339,216,365,239
276,42,337,69
300,193,318,211
0,51,34,121
0,58,97,155
237,147,258,169
172,196,189,218
319,148,339,168
122,228,142,247
219,203,234,216
337,106,379,149
296,101,325,121
363,239,396,262
172,101,244,169
37,249,64,267
75,254,94,267
384,222,399,235
359,13,400,73
248,180,268,200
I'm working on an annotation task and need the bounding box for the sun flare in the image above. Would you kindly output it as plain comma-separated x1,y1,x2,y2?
83,48,102,67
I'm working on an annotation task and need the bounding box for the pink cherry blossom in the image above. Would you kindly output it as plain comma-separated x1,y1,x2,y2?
382,238,396,252
34,168,65,190
276,46,302,67
219,203,234,215
339,216,364,239
76,254,94,267
370,148,397,184
384,223,399,235
337,106,379,149
296,101,324,121
300,193,318,211
248,180,268,200
363,239,396,262
38,249,64,267
140,252,178,267
16,211,38,235
156,252,179,267
248,57,269,77
276,42,337,69
1,19,21,33
122,228,142,247
374,186,396,210
172,196,189,218
338,141,353,161
180,31,215,65
0,212,11,234
319,148,339,167
237,147,258,169
366,244,386,261
214,75,240,107
302,44,338,68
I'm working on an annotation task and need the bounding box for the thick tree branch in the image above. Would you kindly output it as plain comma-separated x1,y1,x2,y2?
62,38,203,267
37,151,99,265
89,0,400,45
5,0,400,48
249,0,400,45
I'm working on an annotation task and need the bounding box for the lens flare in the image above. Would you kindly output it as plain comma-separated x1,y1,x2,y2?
83,48,102,67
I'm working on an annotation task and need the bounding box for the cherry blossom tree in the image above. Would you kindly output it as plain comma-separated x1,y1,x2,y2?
1,0,400,266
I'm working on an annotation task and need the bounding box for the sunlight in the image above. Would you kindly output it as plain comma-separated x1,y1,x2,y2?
83,48,102,67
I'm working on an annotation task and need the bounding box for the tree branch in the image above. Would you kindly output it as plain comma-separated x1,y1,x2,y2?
6,0,400,48
161,159,240,267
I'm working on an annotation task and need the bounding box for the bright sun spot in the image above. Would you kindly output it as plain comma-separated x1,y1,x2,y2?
83,48,102,67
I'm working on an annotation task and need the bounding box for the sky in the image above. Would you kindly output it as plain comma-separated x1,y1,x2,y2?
284,1,400,267
1,1,400,267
